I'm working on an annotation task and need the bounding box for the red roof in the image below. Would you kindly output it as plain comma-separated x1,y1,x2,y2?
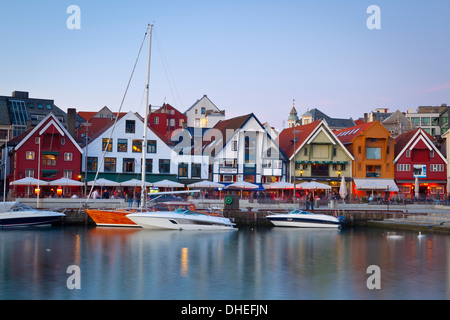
278,120,321,159
334,121,374,144
394,128,436,157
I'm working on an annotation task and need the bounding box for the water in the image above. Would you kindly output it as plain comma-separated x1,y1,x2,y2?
0,225,449,300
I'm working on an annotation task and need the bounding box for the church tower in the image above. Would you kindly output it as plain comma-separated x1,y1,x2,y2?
288,100,299,128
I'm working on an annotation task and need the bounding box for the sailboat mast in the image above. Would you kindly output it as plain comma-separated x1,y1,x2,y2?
141,24,153,208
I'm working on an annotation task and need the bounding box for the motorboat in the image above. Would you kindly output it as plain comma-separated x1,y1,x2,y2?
0,202,65,228
266,209,341,228
126,208,236,231
85,201,222,227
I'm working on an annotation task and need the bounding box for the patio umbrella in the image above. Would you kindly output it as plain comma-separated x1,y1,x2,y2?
263,181,295,199
87,178,120,187
120,178,153,187
297,181,331,190
152,179,185,189
10,177,49,186
339,176,347,202
226,181,259,199
47,178,84,186
187,180,225,188
415,176,419,199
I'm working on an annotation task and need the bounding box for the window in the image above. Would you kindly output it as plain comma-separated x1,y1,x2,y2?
63,170,73,179
87,157,98,172
125,120,135,133
46,104,52,110
159,159,170,173
141,159,153,173
366,165,382,177
430,164,444,172
332,147,337,157
37,104,43,109
170,118,175,127
397,164,410,171
366,147,381,160
245,136,256,164
191,163,201,178
26,151,35,160
421,117,430,126
118,139,128,152
178,163,188,177
232,140,238,151
64,152,73,161
104,157,116,172
430,150,435,158
132,139,142,153
304,147,308,156
42,154,56,166
123,158,135,173
154,117,159,125
201,107,206,115
61,138,65,145
24,169,34,178
147,140,157,153
410,117,420,126
35,137,40,144
102,138,113,152
358,146,362,154
406,150,411,157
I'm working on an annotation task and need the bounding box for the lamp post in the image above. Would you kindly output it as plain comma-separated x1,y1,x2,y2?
82,122,92,197
292,129,301,205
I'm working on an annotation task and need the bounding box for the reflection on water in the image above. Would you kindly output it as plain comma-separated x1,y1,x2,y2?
0,226,449,300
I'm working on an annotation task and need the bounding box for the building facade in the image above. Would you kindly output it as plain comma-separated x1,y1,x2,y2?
7,113,83,197
278,120,354,197
395,129,448,199
148,103,187,137
184,95,225,128
335,121,398,198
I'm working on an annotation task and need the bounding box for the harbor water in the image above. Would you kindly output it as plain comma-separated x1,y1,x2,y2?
1,225,449,300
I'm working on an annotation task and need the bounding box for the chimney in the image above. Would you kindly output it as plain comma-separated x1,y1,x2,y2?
364,113,368,123
67,108,76,138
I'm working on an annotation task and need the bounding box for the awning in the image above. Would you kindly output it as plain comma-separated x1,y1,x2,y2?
353,178,399,192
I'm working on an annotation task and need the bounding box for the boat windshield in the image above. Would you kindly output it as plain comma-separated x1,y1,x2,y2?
290,209,313,215
174,208,206,216
10,203,36,212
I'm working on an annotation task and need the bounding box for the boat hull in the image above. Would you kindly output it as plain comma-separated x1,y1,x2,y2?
85,209,140,227
0,212,65,228
126,212,236,231
267,214,340,229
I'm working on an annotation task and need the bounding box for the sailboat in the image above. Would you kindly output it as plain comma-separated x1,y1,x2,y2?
85,25,235,230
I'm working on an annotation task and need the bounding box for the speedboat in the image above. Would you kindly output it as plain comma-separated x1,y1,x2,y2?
85,201,222,228
126,208,236,231
0,202,65,228
266,209,341,228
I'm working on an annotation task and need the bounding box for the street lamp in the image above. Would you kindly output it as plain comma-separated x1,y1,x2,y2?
292,129,301,205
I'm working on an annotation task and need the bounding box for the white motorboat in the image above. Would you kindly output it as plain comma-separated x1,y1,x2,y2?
266,209,341,228
0,202,65,228
126,208,236,231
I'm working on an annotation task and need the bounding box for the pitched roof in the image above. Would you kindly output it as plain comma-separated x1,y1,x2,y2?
278,120,322,159
393,128,445,163
334,121,374,144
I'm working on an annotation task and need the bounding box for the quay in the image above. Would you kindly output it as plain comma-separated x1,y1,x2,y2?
16,198,450,233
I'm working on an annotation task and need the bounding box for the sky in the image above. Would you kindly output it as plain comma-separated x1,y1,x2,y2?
0,0,449,131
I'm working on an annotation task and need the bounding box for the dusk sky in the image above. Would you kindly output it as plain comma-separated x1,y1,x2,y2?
1,1,449,130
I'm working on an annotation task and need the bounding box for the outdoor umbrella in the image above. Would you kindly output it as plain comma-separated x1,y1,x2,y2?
263,181,294,199
187,180,225,189
297,181,331,190
120,178,153,187
87,178,120,187
226,181,259,199
339,176,348,202
152,179,185,189
415,176,419,199
47,178,84,186
10,177,49,186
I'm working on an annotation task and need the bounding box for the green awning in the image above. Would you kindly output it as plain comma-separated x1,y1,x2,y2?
42,151,59,155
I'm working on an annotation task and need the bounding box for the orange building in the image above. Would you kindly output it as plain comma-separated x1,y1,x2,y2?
335,121,398,198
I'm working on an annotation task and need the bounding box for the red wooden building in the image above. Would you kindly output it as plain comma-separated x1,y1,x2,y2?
148,103,187,137
394,128,447,200
8,113,83,198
